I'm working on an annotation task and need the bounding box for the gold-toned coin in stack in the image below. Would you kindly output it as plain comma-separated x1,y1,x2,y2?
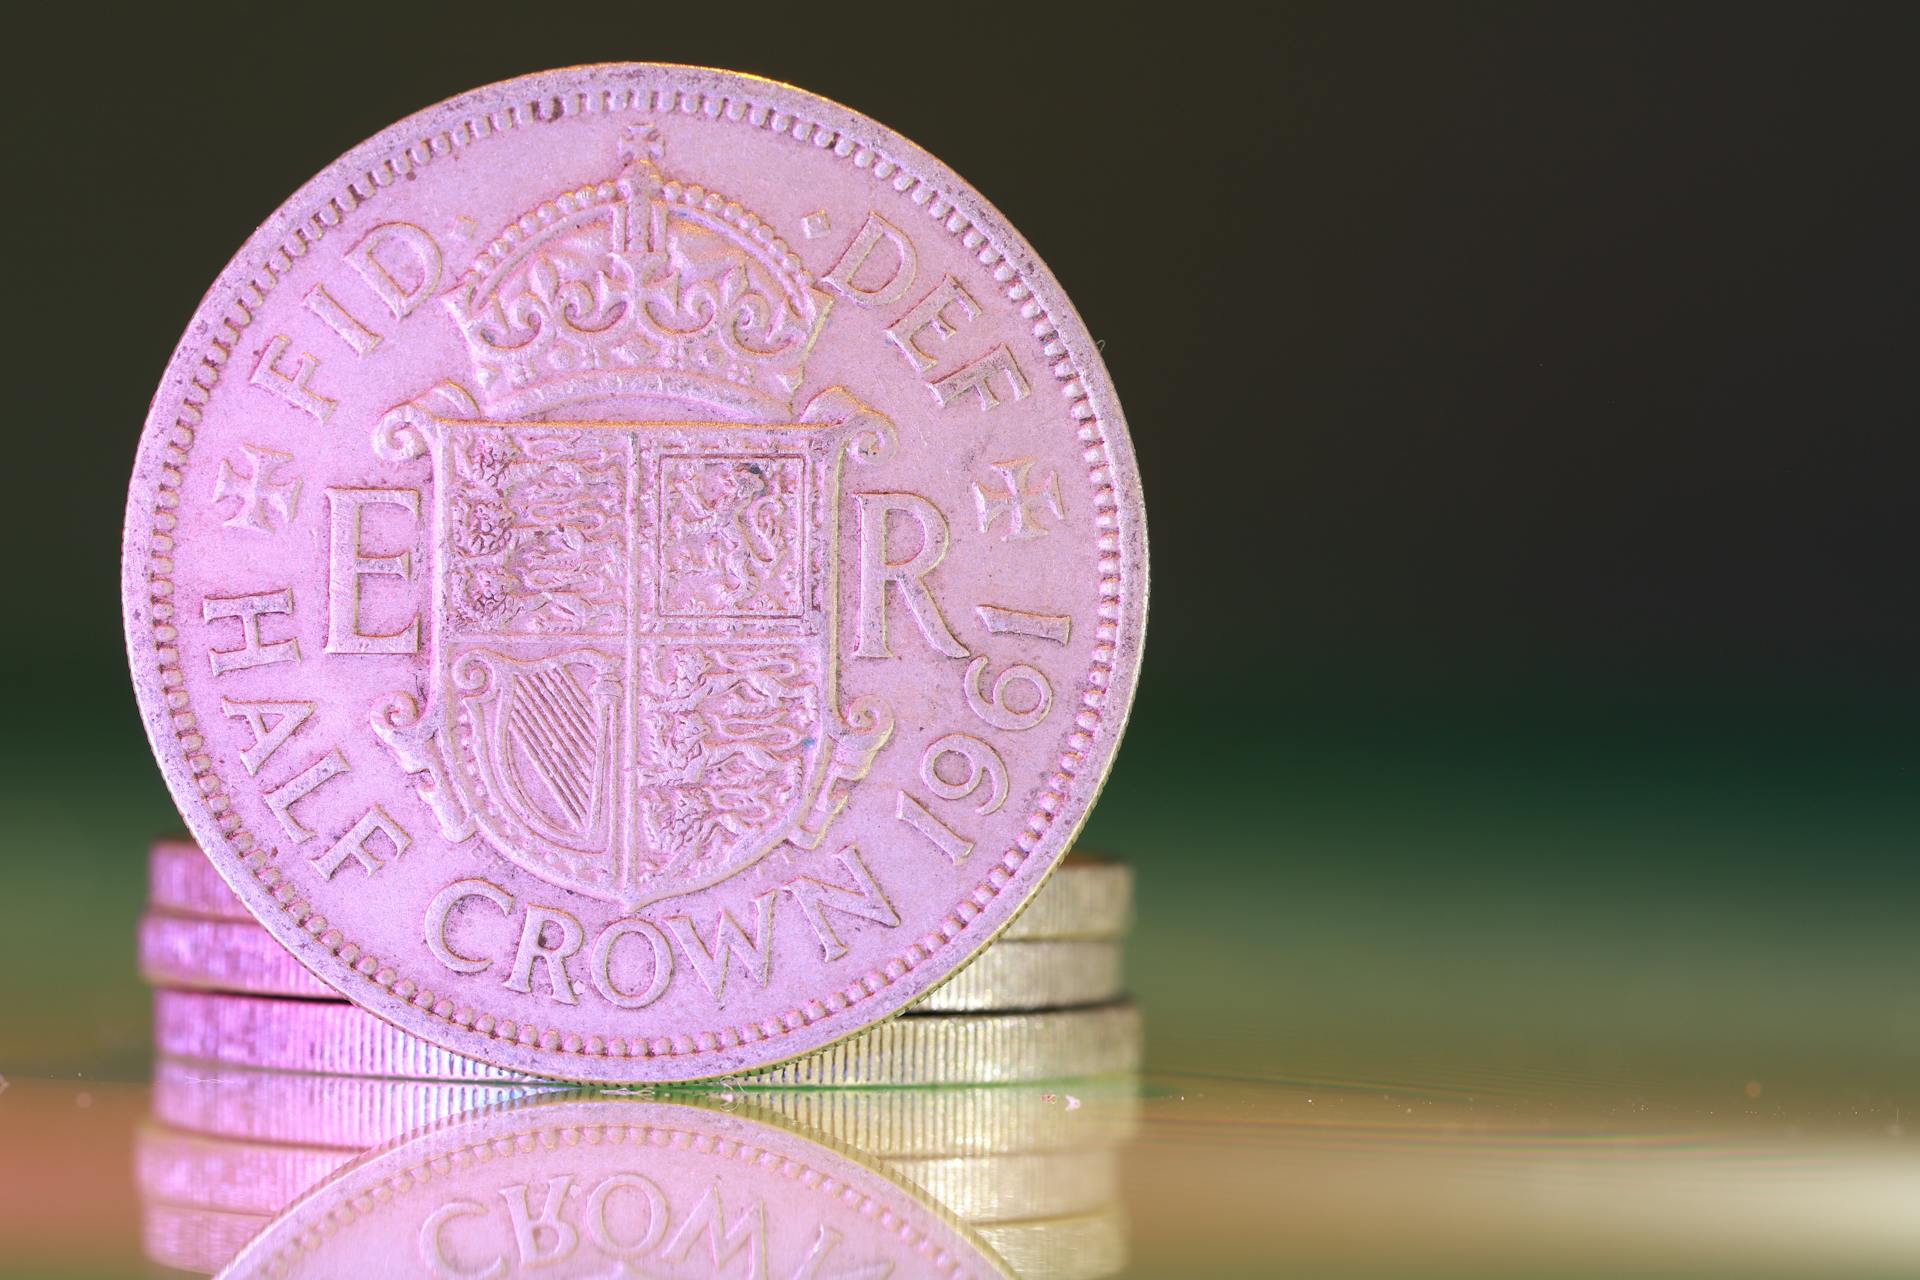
138,838,1140,1277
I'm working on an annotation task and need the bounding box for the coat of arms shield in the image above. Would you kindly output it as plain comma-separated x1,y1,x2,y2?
367,127,893,910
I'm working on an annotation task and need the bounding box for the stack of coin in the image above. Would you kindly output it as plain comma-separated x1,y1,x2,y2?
142,837,1140,1084
142,838,1139,1274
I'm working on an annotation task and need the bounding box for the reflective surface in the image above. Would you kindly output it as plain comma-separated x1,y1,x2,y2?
1,1060,1914,1278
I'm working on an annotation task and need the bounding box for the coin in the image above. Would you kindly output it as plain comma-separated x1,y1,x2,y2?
135,1126,353,1215
978,1208,1127,1280
729,1085,1143,1158
138,912,333,997
137,1122,1117,1225
155,989,1142,1084
143,1202,1132,1278
914,939,1122,1012
218,1095,1014,1279
123,63,1145,1085
996,854,1134,941
146,837,1134,939
740,1003,1141,1088
884,1149,1123,1223
148,837,253,922
150,1057,1141,1155
149,1059,547,1149
142,1202,263,1276
141,909,1122,1010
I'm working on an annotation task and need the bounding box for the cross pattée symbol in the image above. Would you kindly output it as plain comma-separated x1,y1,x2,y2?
213,443,302,534
972,457,1064,541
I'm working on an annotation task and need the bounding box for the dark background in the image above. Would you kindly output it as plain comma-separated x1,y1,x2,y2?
5,6,1916,1084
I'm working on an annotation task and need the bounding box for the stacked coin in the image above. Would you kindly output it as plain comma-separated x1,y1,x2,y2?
142,838,1139,1274
142,837,1139,1083
138,1064,1138,1277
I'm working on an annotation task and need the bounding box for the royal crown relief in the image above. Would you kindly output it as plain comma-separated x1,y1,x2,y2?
200,123,1071,1004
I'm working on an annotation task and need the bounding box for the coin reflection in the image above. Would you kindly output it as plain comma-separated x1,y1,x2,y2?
139,1064,1137,1278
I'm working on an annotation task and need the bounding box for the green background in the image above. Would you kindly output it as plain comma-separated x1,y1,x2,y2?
6,2,1916,1100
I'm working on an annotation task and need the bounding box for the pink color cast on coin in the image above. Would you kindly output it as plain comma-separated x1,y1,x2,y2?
124,64,1146,1082
219,1096,1010,1279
